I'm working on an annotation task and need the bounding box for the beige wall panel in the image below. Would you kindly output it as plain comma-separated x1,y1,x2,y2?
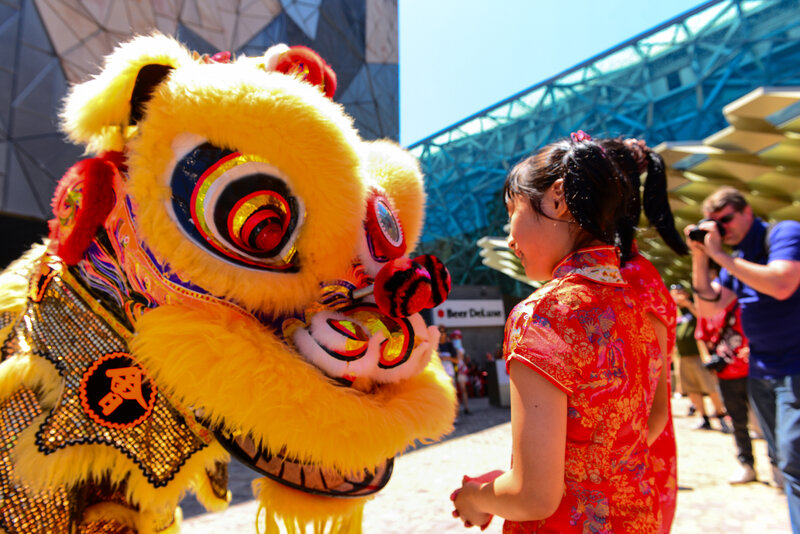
103,0,132,33
153,0,182,18
180,0,202,25
63,37,104,80
35,0,279,82
217,4,239,52
366,0,397,63
182,0,276,52
155,14,179,34
36,0,86,53
234,0,281,50
240,0,281,19
61,31,114,81
126,1,158,34
187,0,226,50
78,0,112,24
78,30,113,66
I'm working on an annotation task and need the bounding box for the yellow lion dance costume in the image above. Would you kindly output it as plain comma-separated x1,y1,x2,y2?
0,34,456,533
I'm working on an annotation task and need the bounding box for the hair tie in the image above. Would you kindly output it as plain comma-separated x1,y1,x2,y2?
570,130,606,157
623,138,649,174
570,130,591,143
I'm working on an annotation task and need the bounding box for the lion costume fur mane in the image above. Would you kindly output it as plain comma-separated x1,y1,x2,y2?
0,34,456,533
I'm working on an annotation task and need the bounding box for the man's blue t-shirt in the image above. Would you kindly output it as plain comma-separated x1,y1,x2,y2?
718,218,800,379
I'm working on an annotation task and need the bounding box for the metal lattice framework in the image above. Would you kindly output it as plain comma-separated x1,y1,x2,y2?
0,0,398,220
410,0,800,296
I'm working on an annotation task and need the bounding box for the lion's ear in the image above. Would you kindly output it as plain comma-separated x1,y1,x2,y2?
129,63,174,125
60,33,190,154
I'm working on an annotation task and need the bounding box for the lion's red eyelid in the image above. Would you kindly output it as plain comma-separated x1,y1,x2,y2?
364,190,406,262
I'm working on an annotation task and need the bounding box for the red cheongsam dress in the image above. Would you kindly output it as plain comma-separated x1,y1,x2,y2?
503,246,662,533
621,250,678,534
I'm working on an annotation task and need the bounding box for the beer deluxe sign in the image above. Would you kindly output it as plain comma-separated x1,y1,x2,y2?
432,299,506,327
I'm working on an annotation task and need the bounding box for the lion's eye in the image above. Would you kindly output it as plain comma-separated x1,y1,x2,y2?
169,143,304,271
364,190,406,263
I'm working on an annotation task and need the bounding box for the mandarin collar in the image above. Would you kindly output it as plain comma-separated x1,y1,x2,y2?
551,245,627,286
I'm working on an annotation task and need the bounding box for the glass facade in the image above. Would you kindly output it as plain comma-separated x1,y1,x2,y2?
0,0,398,220
411,0,800,295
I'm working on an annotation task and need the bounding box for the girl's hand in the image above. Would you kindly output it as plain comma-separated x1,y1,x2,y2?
451,482,492,529
450,471,503,529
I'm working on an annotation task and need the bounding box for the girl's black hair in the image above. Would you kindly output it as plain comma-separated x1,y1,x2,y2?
598,138,689,263
503,136,632,249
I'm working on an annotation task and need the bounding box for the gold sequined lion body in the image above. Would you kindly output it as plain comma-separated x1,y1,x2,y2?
0,34,456,533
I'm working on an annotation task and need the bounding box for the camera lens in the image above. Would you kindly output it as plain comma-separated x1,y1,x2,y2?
689,218,727,242
688,228,708,242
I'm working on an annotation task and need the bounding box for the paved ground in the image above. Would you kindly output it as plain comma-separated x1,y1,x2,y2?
182,395,790,533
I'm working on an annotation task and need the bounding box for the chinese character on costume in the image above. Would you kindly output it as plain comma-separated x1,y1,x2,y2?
0,34,456,533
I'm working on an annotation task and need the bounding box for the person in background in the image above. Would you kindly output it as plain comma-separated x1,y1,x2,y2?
599,136,687,533
451,329,471,415
437,326,459,421
687,186,800,524
670,284,731,433
451,132,662,532
694,279,755,484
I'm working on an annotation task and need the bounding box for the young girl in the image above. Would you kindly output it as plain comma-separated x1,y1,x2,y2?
600,137,690,533
451,134,662,532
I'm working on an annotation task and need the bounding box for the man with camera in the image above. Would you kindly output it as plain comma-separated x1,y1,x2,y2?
687,186,800,529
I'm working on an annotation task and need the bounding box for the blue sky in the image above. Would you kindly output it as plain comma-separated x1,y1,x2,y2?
398,0,705,146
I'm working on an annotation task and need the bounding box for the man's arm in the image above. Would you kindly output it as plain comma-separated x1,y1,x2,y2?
696,220,800,301
712,256,800,301
685,225,736,317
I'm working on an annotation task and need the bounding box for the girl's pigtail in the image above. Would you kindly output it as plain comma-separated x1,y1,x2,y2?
642,149,689,256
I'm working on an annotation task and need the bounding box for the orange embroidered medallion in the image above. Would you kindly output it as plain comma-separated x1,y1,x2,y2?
79,352,157,430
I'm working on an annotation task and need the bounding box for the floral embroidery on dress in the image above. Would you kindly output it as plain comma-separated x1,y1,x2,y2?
502,246,662,533
621,251,677,534
567,482,611,533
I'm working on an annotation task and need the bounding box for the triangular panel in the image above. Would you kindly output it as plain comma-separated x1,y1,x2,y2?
366,62,398,140
3,148,47,217
280,0,321,40
312,0,365,96
11,59,66,137
338,65,379,140
239,12,293,57
175,22,218,56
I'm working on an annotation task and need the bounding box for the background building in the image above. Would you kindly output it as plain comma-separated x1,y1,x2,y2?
0,0,398,265
411,0,800,295
5,0,800,358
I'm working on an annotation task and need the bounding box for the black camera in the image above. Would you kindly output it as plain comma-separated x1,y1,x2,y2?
704,354,729,373
688,219,726,242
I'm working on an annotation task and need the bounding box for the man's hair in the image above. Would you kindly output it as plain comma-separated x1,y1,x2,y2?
702,186,748,214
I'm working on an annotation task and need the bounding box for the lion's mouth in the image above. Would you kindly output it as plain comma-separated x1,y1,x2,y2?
210,288,436,495
284,301,437,386
214,429,393,497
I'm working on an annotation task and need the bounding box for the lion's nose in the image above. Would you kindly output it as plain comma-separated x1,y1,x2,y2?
372,255,451,318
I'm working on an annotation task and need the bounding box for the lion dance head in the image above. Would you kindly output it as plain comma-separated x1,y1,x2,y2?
0,34,456,534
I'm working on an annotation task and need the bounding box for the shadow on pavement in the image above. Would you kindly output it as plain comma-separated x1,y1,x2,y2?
181,396,508,518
